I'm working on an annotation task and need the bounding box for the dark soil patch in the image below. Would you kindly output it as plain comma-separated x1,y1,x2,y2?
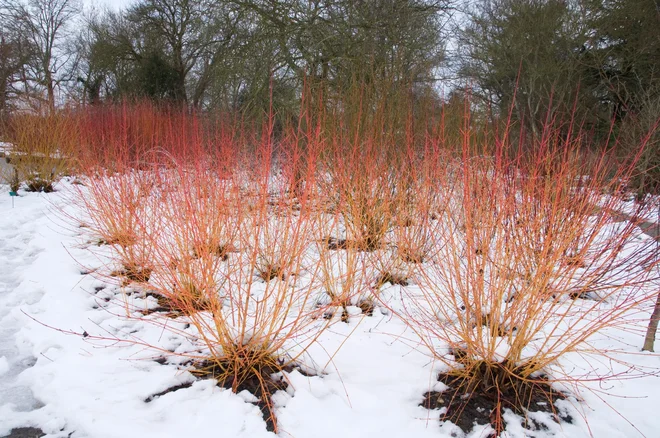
25,178,54,193
192,358,297,432
149,353,315,432
568,290,597,300
322,301,374,322
421,363,571,436
324,236,384,252
355,236,385,252
339,307,349,322
96,237,134,246
258,264,286,282
400,250,425,264
140,291,182,318
357,299,375,316
137,288,211,317
3,428,45,438
144,382,194,402
326,237,350,250
375,271,409,287
473,313,512,337
192,243,232,261
111,264,152,285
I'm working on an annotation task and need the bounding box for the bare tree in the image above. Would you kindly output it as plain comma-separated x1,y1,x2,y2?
0,0,81,111
0,31,25,118
229,0,449,88
123,0,242,105
458,0,592,137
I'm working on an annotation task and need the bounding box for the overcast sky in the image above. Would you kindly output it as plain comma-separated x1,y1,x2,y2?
83,0,134,12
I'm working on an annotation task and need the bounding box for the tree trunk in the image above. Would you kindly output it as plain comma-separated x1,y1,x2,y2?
174,68,187,104
0,79,7,120
642,206,660,352
45,69,55,113
643,290,660,351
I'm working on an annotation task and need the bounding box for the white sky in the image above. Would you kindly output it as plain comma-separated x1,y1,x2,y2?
83,0,134,12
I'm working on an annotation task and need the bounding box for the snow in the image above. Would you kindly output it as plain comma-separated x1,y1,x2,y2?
0,142,11,155
0,142,70,161
602,193,660,225
0,180,659,438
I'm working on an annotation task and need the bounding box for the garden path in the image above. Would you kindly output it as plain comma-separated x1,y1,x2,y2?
0,193,47,437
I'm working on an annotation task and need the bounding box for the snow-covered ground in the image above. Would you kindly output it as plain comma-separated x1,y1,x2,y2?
1,181,660,438
0,142,11,155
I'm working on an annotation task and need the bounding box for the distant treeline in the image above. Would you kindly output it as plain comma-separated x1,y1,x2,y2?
1,0,659,189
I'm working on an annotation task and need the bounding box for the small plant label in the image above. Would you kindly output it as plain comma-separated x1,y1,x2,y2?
9,190,17,208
